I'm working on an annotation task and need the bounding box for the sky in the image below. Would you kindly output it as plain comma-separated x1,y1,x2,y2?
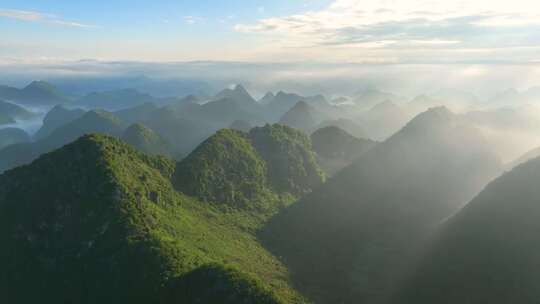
1,0,540,64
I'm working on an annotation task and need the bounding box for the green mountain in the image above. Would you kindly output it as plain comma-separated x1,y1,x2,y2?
249,124,325,196
392,157,540,304
0,128,30,150
173,129,272,209
311,126,377,175
0,134,303,304
214,84,257,105
0,99,35,120
262,107,502,304
34,105,86,140
174,125,325,210
121,123,172,157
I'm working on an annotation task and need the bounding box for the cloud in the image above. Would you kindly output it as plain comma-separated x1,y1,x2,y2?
0,8,96,28
234,0,540,63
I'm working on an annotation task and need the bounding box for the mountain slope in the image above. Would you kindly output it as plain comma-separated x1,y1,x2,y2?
76,88,155,110
0,99,35,120
392,157,540,304
0,81,69,105
0,134,303,304
121,123,172,157
311,126,377,175
0,128,30,150
262,107,502,304
278,101,320,133
173,129,271,209
34,105,86,140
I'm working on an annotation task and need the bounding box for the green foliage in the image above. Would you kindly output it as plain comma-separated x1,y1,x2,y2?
35,105,85,140
0,134,303,304
173,129,272,209
249,124,325,195
162,263,284,304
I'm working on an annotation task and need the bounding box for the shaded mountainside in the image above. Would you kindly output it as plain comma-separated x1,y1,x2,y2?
0,110,124,173
0,99,35,120
0,134,304,304
278,101,321,133
34,105,86,140
392,157,540,304
230,119,253,132
261,107,503,304
0,81,69,105
121,123,173,157
0,128,30,150
311,126,377,175
76,89,155,110
315,118,367,139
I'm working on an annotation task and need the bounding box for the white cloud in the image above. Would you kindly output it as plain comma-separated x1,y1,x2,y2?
0,8,95,28
234,0,540,63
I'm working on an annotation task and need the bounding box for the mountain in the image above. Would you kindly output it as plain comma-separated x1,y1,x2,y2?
311,126,377,175
143,108,217,157
0,99,35,120
230,120,253,132
0,128,30,150
214,84,256,105
114,102,159,125
34,105,86,140
0,81,69,105
265,91,328,121
262,107,503,304
278,101,322,133
358,101,413,140
508,145,540,169
121,123,172,157
76,89,155,110
0,134,302,304
0,110,124,173
249,124,325,196
392,157,540,304
174,125,325,209
259,92,276,104
173,129,271,209
352,87,401,109
315,118,367,139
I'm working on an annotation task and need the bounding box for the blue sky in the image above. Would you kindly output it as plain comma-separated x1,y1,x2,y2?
1,0,540,63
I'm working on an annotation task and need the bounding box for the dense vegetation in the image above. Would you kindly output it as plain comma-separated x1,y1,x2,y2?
173,129,272,209
0,134,304,304
249,124,325,196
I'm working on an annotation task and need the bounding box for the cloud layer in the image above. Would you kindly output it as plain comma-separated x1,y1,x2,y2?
235,0,540,63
